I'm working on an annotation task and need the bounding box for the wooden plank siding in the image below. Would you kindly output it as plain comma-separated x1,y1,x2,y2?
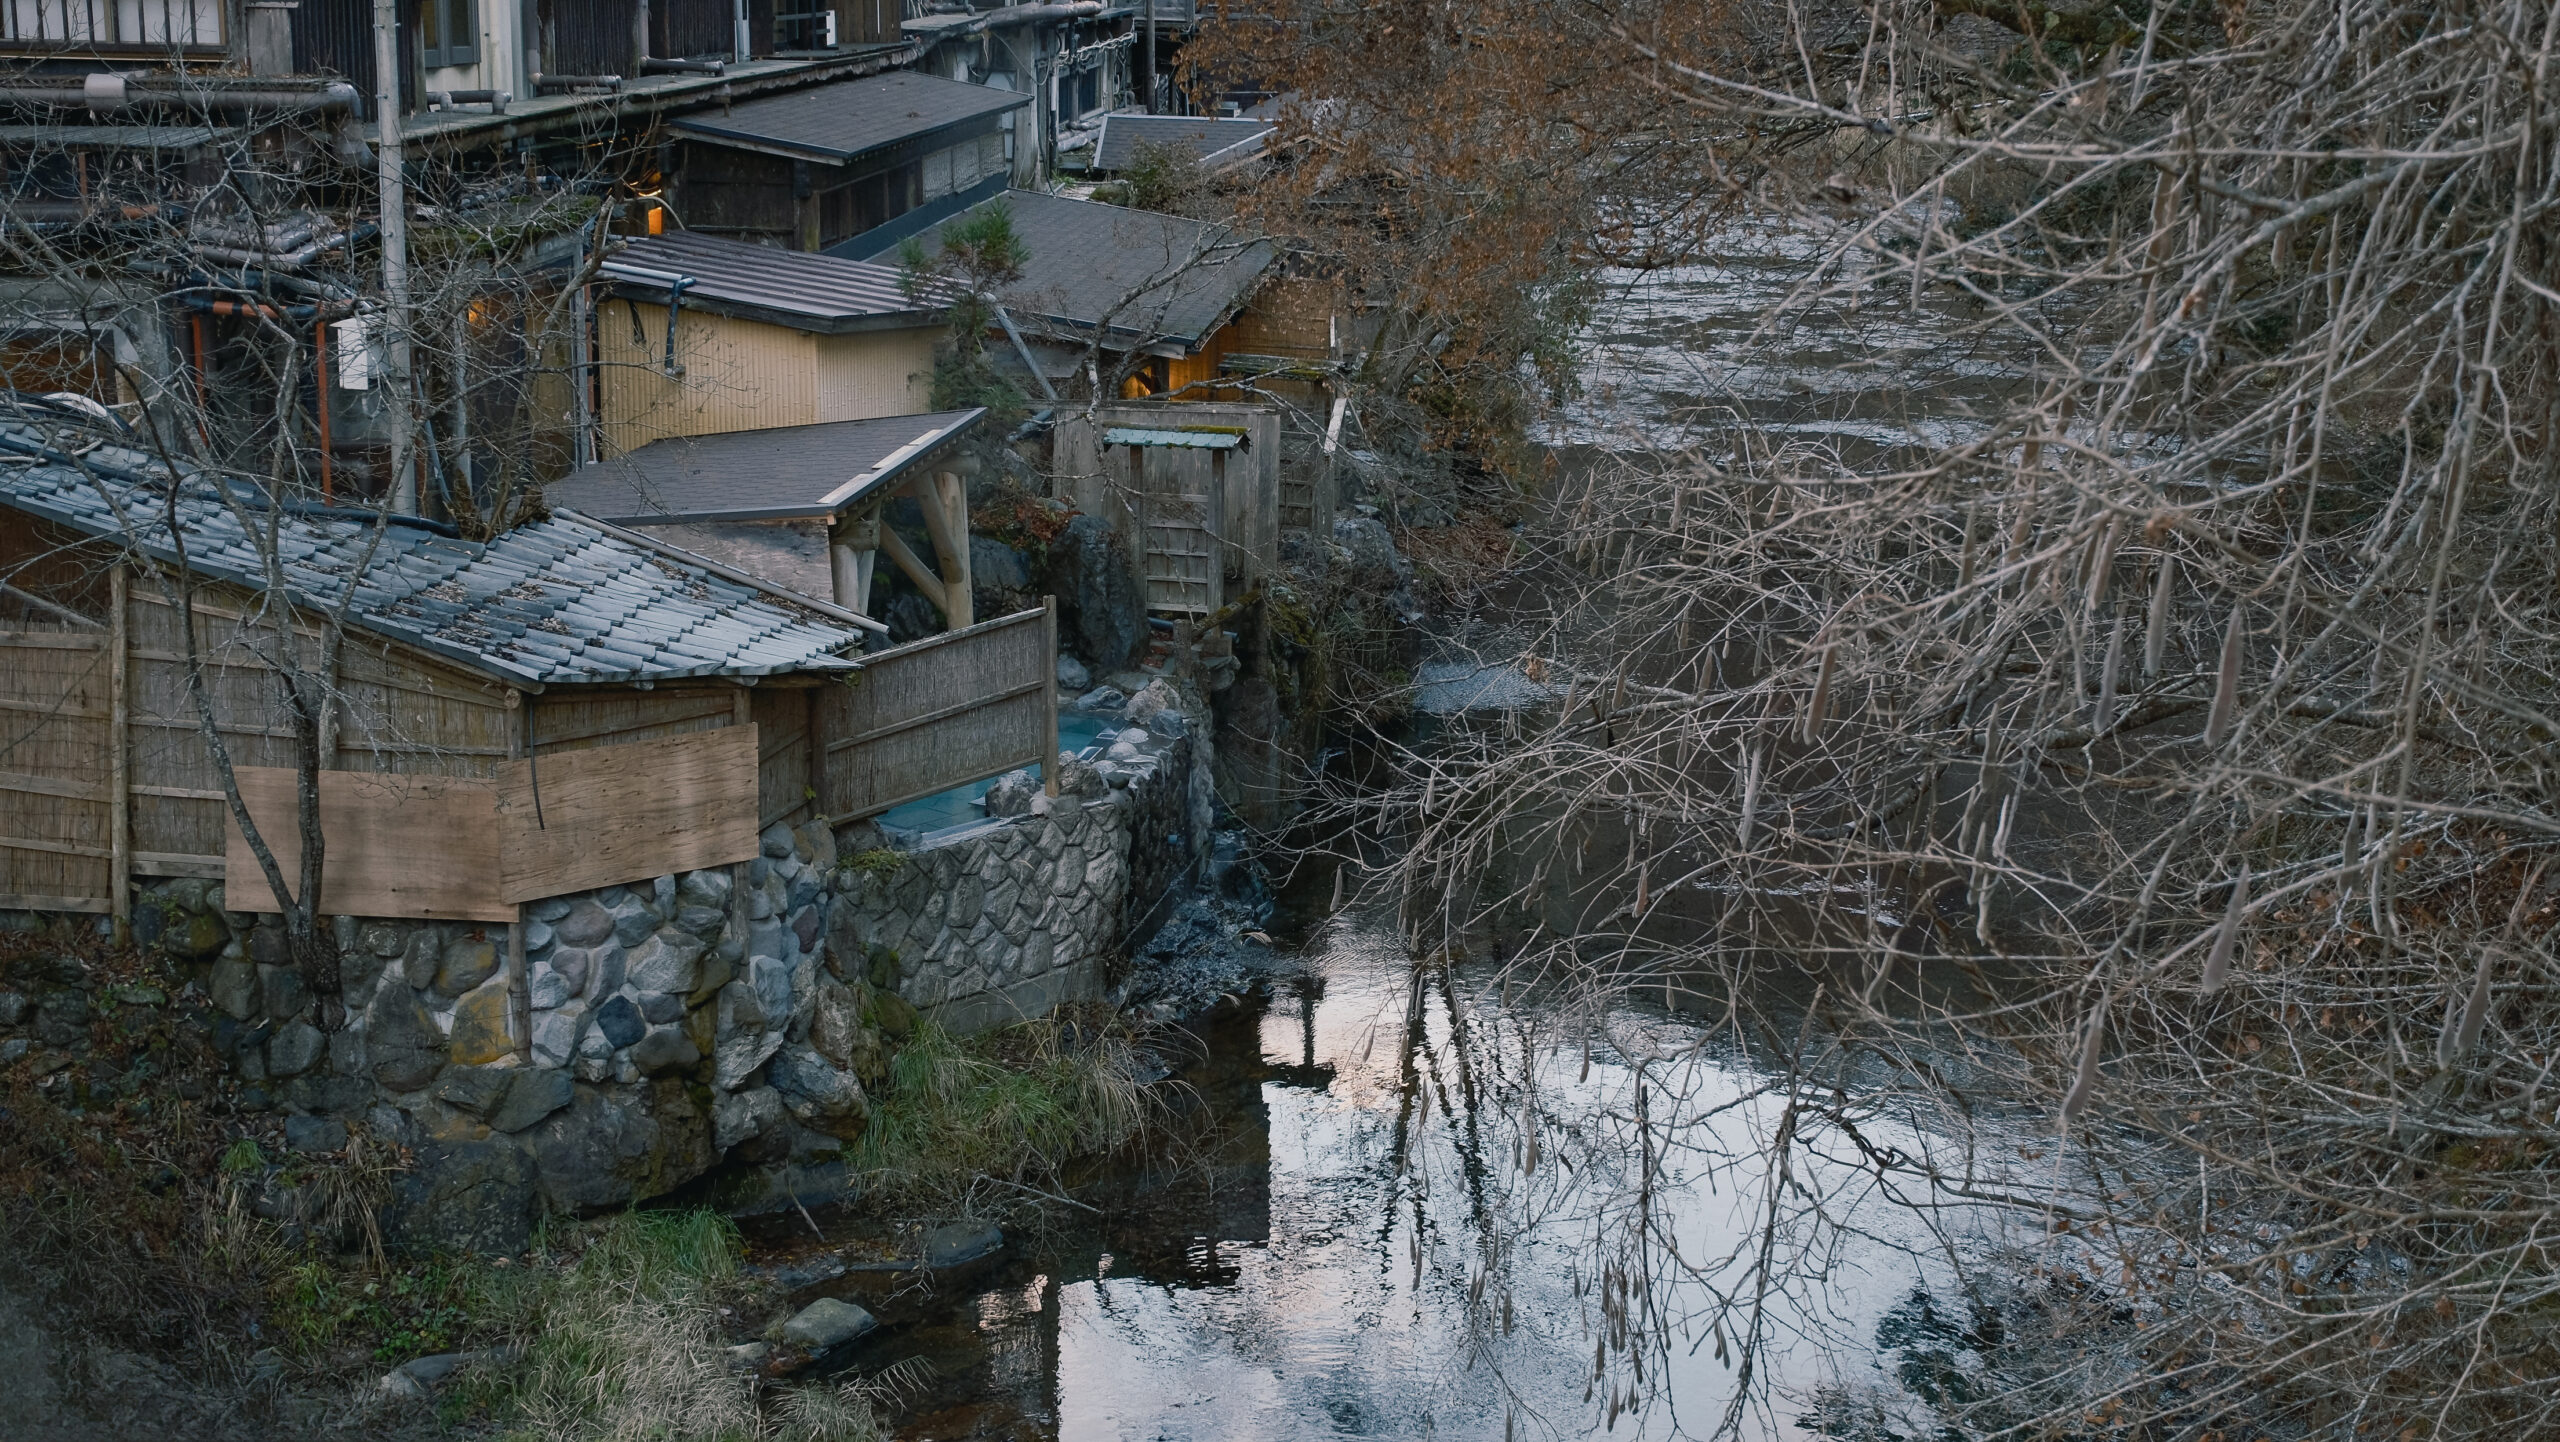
497,726,762,902
594,305,939,457
1055,403,1282,615
819,606,1054,820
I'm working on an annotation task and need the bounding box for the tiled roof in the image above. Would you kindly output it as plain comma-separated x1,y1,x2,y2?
551,409,985,523
671,70,1028,164
0,425,870,687
601,231,946,334
1091,115,1273,173
881,189,1273,353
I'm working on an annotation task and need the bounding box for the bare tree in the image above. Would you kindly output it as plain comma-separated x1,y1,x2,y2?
1208,0,2560,1434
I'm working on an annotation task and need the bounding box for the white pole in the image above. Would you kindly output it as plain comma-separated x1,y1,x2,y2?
372,0,417,515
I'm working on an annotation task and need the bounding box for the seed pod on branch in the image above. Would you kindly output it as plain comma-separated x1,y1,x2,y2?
2202,861,2247,994
2204,608,2244,746
2061,996,2109,1122
2145,553,2177,677
1802,643,1836,742
2094,606,2126,737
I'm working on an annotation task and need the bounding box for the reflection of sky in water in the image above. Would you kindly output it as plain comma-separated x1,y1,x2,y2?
1043,909,1966,1441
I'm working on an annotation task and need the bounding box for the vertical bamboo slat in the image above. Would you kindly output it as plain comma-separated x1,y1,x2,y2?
1043,595,1060,799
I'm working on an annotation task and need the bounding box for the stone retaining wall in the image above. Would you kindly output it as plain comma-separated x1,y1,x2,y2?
0,699,1204,1251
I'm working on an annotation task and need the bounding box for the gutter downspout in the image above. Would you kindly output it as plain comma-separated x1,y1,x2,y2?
662,275,696,375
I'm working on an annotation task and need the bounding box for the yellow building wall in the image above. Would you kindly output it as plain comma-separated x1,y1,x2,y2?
814,327,939,422
598,306,820,456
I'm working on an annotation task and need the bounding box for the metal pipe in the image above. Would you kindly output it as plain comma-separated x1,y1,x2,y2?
425,89,511,112
641,57,725,75
0,77,361,115
530,74,625,92
662,275,696,375
314,317,333,502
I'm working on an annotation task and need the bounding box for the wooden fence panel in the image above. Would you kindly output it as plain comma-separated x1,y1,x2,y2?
754,686,816,831
820,606,1054,820
222,767,510,921
496,725,761,902
0,623,112,910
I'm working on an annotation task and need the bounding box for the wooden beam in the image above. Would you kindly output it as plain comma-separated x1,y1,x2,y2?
938,471,974,629
109,565,129,935
508,704,531,1063
0,893,112,914
821,678,1047,752
877,524,948,615
133,852,226,878
1042,595,1060,799
0,771,103,802
728,688,754,969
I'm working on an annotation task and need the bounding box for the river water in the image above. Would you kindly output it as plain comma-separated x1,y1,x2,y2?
774,224,2053,1440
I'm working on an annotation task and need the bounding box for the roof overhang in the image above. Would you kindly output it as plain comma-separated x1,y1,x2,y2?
586,408,988,525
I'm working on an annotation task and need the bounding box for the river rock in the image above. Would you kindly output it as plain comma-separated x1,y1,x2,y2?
677,868,733,909
629,1025,700,1076
711,1084,785,1151
924,1221,1004,1268
284,1115,347,1154
556,900,614,948
522,1085,660,1211
434,1064,514,1118
1055,653,1091,691
266,1020,325,1078
258,964,308,1022
767,1045,868,1139
1124,678,1180,726
531,1000,588,1069
528,966,574,1011
777,1298,875,1351
626,932,703,994
368,982,448,1091
714,1027,783,1091
447,976,516,1067
488,1068,573,1133
592,995,646,1051
210,955,258,1020
434,938,499,998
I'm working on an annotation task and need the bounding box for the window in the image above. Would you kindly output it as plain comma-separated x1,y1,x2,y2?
418,0,477,69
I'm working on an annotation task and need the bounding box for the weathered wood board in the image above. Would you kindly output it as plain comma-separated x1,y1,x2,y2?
495,724,760,902
223,767,510,921
819,608,1052,820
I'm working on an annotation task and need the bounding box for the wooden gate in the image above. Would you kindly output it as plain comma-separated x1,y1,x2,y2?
1130,443,1223,616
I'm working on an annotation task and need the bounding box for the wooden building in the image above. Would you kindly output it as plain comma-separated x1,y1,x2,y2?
0,418,1057,925
593,231,948,456
879,189,1274,400
668,70,1031,258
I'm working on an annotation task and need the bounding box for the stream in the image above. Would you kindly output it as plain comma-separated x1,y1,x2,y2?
751,221,2055,1440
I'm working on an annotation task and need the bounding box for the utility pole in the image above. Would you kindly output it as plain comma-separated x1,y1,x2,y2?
372,0,417,515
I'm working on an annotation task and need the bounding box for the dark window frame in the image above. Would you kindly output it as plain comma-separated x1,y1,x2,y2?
419,0,478,68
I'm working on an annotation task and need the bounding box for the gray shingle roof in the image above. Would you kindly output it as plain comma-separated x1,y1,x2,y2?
671,70,1028,164
0,425,870,687
601,231,945,334
1091,115,1273,173
550,409,985,523
882,189,1273,354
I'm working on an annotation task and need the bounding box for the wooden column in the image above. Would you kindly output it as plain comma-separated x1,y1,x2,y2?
938,472,973,628
108,564,130,936
1042,595,1060,799
830,505,880,616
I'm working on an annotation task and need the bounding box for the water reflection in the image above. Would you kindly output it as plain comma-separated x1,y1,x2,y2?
843,897,1968,1441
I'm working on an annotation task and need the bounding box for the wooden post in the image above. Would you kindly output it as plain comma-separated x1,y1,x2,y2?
729,684,756,954
108,564,130,937
1042,595,1061,799
937,471,973,628
508,692,532,1060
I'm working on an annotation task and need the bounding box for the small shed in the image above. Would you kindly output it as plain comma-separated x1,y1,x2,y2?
594,231,947,457
1052,400,1287,616
547,407,986,624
